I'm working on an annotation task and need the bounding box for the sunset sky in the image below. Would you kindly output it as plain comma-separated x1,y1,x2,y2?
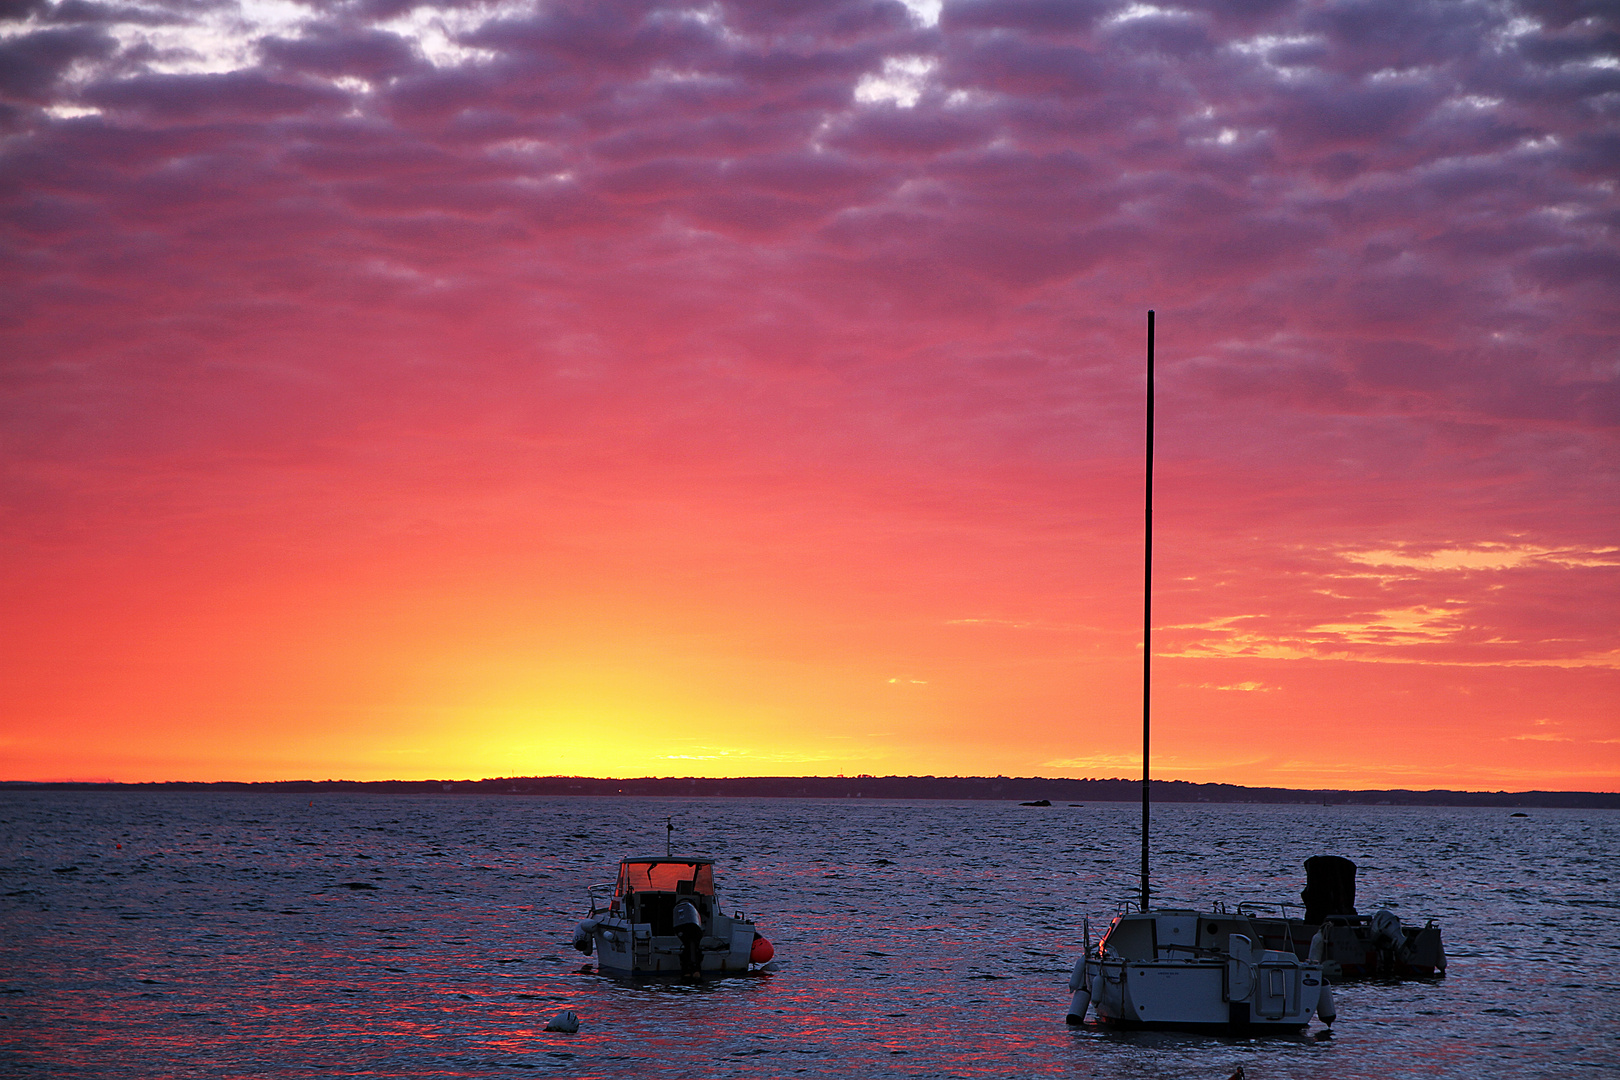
2,0,1615,789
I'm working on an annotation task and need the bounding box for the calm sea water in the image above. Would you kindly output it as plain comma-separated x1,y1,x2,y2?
1,792,1615,1078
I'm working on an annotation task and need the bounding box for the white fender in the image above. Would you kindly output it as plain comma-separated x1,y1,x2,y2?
1308,930,1325,963
1066,987,1091,1024
1065,955,1091,1022
1317,980,1336,1024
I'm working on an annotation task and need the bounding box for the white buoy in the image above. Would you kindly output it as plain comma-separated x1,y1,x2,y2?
545,1010,580,1033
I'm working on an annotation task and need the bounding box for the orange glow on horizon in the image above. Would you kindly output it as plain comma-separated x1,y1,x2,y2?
6,516,1615,790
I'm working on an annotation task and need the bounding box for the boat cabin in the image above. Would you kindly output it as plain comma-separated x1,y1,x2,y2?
1099,910,1262,960
609,857,716,934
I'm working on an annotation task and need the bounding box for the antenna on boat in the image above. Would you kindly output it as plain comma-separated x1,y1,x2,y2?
1141,309,1154,915
666,815,674,857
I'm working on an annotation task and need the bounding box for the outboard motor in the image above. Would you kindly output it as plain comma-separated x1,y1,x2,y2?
673,899,703,975
1370,908,1413,962
572,919,597,955
1301,855,1358,925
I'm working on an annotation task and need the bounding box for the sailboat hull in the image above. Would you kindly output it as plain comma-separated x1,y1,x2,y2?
1088,957,1318,1031
1069,910,1327,1033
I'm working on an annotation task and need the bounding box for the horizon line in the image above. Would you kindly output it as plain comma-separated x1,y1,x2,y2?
4,774,1616,797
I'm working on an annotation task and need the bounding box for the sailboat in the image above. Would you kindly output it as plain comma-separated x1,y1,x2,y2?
1063,312,1335,1032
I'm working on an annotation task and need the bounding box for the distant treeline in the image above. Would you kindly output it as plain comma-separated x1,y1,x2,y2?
3,776,1617,808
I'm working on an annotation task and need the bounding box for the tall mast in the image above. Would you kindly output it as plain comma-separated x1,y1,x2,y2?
1141,310,1154,914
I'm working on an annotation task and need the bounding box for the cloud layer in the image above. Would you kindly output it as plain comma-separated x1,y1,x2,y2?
2,0,1616,786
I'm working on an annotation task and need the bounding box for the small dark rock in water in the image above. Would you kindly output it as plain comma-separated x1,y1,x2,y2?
1020,799,1051,807
1511,812,1529,818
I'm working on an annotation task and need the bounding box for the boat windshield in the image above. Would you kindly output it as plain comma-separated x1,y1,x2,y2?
1099,916,1155,960
616,860,715,896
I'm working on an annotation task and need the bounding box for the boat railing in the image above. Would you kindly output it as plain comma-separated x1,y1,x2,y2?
1321,912,1372,927
1159,943,1212,959
1236,901,1300,920
587,882,616,915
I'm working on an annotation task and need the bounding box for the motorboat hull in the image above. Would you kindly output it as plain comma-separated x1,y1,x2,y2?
587,911,760,976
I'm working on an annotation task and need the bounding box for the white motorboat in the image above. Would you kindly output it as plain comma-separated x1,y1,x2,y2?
1068,908,1331,1031
1063,312,1333,1033
571,856,773,976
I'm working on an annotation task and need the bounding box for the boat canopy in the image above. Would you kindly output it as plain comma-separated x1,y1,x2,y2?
616,858,715,896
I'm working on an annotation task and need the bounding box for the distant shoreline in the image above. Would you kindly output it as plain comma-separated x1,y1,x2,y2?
2,776,1616,808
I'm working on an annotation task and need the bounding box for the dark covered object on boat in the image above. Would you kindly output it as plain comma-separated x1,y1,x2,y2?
1301,854,1358,923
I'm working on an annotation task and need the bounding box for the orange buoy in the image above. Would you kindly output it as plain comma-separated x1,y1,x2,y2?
750,935,774,964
